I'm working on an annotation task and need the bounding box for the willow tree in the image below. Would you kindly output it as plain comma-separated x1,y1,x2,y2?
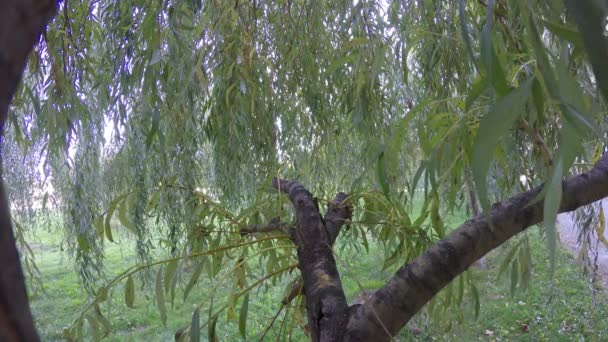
3,0,608,341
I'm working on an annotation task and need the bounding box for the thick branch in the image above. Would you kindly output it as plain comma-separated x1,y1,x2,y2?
324,193,351,245
0,1,57,341
272,178,349,341
345,153,608,341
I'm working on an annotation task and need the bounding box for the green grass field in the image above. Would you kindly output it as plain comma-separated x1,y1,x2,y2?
25,216,608,341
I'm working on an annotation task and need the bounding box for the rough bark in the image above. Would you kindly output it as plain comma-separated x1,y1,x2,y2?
343,153,608,341
0,1,58,341
271,154,608,341
272,178,352,341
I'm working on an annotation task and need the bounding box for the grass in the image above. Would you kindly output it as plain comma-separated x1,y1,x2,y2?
24,212,608,341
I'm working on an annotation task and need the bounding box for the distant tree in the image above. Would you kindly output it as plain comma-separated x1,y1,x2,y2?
2,1,608,341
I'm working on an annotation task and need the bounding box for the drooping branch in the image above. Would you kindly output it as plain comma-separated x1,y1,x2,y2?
272,178,349,341
344,153,608,341
0,1,57,341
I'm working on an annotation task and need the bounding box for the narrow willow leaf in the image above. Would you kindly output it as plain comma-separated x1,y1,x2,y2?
542,19,583,47
77,233,90,253
184,262,204,301
473,77,534,213
86,314,99,341
239,293,249,339
565,0,608,104
376,151,390,197
125,275,135,308
459,0,478,70
118,197,137,235
518,242,531,290
104,196,123,243
156,267,168,326
496,238,525,279
465,76,487,111
208,297,217,342
94,215,104,238
562,103,601,138
164,259,179,295
531,78,544,125
146,108,161,148
430,195,444,238
518,0,559,96
479,0,509,96
191,306,200,342
597,205,608,248
544,157,564,275
96,287,108,303
470,283,480,318
94,304,111,336
457,275,464,305
510,259,519,296
146,189,161,213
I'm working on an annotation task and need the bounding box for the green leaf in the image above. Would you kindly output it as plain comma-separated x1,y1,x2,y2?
94,215,104,238
519,0,559,96
125,275,135,308
510,258,519,296
146,189,162,213
565,0,608,104
459,0,479,70
184,262,204,301
376,151,390,197
77,233,90,253
164,259,179,295
470,282,480,318
94,304,111,336
155,267,167,326
208,297,217,342
86,314,100,341
480,0,509,96
191,306,200,342
542,19,583,47
146,108,161,148
544,157,564,276
104,196,124,243
118,197,137,235
239,293,249,339
496,238,525,279
430,194,444,238
473,77,534,213
96,287,108,303
530,78,544,125
465,76,487,111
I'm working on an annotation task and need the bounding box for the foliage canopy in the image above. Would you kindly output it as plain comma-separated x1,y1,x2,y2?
4,0,608,340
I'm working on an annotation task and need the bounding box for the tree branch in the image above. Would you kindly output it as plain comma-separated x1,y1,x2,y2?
344,153,608,341
272,178,349,341
0,1,57,341
239,217,293,237
324,192,351,245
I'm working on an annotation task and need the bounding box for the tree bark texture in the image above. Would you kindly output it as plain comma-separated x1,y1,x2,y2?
273,153,608,342
0,1,57,341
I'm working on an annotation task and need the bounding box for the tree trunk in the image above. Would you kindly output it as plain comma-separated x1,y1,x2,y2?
0,1,58,340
